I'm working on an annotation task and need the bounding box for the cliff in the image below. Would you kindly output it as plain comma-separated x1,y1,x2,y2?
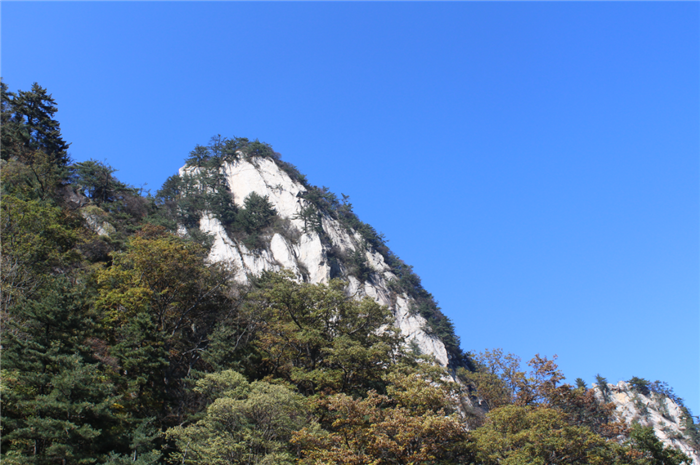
595,381,700,463
179,155,453,367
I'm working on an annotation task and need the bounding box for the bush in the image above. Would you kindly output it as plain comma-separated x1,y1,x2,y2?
628,377,651,396
234,193,276,235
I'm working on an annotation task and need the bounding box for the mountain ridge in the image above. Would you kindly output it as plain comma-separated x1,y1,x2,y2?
174,148,460,368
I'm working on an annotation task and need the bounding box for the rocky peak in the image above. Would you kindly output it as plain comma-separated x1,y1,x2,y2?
180,155,453,367
594,380,700,463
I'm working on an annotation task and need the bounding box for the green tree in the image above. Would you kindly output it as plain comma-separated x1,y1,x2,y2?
629,377,652,396
1,82,73,201
472,405,630,465
2,82,70,167
243,272,405,396
109,311,169,418
1,278,122,464
94,226,235,425
72,160,134,205
293,203,322,234
165,370,309,465
596,374,611,400
628,424,692,465
235,192,277,233
72,160,148,233
150,166,237,243
1,79,19,158
185,145,211,168
1,195,80,311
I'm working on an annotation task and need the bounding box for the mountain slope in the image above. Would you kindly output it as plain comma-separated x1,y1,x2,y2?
595,380,700,463
177,153,458,367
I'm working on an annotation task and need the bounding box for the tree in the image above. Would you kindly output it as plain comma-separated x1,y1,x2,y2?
1,278,122,464
1,195,80,311
596,374,611,400
460,348,526,411
235,192,277,233
242,272,405,396
185,145,211,168
109,311,169,418
461,351,627,439
72,160,148,232
472,405,630,465
1,79,19,157
628,424,692,465
511,354,566,406
2,82,70,167
293,203,321,235
72,160,131,205
94,226,235,425
165,370,309,465
546,384,628,440
292,369,470,465
628,377,652,396
1,82,72,200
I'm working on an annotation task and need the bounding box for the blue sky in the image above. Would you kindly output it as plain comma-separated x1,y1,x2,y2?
3,2,698,414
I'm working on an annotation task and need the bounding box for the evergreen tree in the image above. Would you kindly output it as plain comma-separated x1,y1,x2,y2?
166,371,309,465
1,79,19,157
4,82,70,167
1,278,122,464
629,424,692,465
242,272,406,396
1,82,72,200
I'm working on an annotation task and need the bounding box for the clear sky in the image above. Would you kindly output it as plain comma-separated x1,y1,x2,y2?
3,2,698,414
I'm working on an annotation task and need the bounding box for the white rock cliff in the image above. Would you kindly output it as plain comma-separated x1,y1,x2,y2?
595,381,699,463
179,157,451,367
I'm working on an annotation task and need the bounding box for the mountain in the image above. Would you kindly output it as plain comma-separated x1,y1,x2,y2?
595,380,700,464
164,140,699,463
3,78,697,462
176,150,457,368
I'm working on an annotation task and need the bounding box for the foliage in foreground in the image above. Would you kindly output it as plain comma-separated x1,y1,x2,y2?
1,81,695,465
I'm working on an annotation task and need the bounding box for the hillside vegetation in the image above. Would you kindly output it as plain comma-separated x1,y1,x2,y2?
2,82,696,464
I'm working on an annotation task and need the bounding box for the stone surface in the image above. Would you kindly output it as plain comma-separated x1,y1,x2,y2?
81,207,116,237
182,156,452,367
594,381,699,463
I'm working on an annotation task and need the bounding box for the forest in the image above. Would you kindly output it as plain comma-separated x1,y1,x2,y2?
1,81,696,464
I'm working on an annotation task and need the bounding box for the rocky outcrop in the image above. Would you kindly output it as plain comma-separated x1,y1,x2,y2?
595,381,699,463
180,157,451,367
81,206,116,237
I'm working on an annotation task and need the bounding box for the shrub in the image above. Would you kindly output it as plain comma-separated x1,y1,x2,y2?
628,377,651,396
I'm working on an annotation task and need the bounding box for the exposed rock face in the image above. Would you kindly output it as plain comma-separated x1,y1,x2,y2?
180,157,451,367
595,381,699,463
81,206,116,237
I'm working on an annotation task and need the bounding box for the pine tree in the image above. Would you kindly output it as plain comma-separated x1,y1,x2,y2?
1,82,72,200
6,83,71,167
1,278,122,464
1,79,19,157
